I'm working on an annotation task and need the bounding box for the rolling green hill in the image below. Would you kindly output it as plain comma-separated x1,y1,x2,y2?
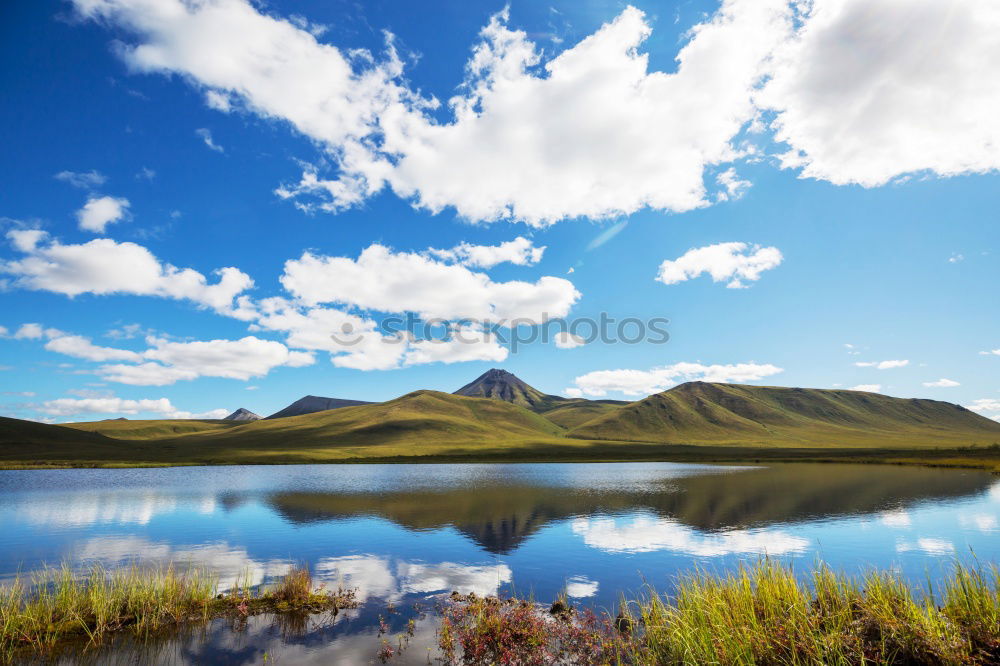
3,377,1000,468
0,416,153,464
65,419,239,439
540,400,627,429
568,382,1000,448
165,389,565,451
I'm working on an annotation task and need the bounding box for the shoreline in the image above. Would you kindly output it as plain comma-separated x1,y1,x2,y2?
2,444,1000,473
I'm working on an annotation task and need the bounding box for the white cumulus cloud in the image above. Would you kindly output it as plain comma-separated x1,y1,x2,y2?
967,399,1000,414
97,335,315,386
45,334,142,362
29,322,315,386
428,237,544,269
72,0,1000,221
855,360,909,370
922,378,959,388
656,242,782,288
73,0,793,225
280,243,579,322
2,231,254,319
571,361,783,397
760,0,1000,186
76,195,130,233
849,384,882,393
37,396,227,420
554,332,586,349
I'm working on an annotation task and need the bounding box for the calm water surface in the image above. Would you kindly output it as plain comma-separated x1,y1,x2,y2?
2,462,998,664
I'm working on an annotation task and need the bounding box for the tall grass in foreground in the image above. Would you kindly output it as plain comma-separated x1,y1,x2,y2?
438,561,1000,665
0,563,356,662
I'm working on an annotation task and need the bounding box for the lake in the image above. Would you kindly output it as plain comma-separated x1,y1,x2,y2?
1,462,998,664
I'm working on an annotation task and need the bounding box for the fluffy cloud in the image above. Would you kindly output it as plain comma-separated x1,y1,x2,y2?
656,242,782,288
364,3,791,225
45,334,142,362
76,195,130,233
96,363,198,386
254,300,512,371
74,0,792,224
967,399,1000,414
55,169,107,189
855,360,909,370
280,244,579,322
1,231,254,318
922,378,960,388
980,349,1000,356
74,0,1000,222
30,322,314,385
37,396,227,419
428,237,544,269
715,168,751,201
138,335,314,382
13,323,55,339
760,0,1000,186
401,325,509,366
72,0,406,207
95,336,315,386
554,332,586,349
253,301,405,371
570,361,783,397
849,384,882,392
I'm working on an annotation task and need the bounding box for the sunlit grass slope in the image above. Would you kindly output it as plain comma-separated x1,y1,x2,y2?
569,382,1000,448
187,390,565,446
65,419,238,440
540,400,625,429
3,383,1000,468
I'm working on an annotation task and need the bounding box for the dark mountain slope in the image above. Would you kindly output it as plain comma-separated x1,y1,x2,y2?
266,395,374,419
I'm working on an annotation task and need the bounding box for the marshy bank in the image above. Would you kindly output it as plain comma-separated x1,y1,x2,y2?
434,560,1000,665
3,560,999,664
0,564,357,663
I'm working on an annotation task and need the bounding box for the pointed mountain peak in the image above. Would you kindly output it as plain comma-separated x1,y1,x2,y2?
454,369,565,412
224,408,261,421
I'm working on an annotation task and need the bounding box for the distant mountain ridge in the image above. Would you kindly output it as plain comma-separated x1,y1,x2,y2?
6,373,1000,468
266,395,374,420
568,381,1000,447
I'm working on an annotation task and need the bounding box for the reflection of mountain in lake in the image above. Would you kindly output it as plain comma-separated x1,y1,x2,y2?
266,464,993,554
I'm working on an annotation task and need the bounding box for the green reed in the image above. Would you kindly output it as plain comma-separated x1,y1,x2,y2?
0,563,356,662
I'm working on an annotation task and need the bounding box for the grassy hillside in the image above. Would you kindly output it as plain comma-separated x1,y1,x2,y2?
65,419,238,439
540,400,626,429
0,416,158,466
3,382,1000,469
183,390,564,447
568,382,1000,448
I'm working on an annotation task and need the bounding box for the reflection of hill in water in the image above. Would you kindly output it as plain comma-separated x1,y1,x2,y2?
266,464,993,554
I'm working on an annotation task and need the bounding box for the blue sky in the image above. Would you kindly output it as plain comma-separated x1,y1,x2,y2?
1,0,998,422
